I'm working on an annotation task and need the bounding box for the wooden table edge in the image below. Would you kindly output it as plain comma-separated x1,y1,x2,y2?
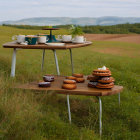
3,41,92,50
14,79,123,97
15,87,123,96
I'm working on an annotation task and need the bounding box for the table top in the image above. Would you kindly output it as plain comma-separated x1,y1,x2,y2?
3,41,92,50
42,28,59,30
15,76,123,96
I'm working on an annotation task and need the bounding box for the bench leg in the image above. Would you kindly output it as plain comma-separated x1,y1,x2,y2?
53,49,60,75
118,93,120,106
69,49,74,74
67,95,71,124
98,97,102,137
11,48,17,77
41,49,45,71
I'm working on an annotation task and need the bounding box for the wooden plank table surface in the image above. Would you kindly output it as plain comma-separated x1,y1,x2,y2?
16,76,123,96
3,41,92,50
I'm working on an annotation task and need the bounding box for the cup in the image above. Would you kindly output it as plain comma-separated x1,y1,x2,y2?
57,35,62,41
73,36,86,43
12,35,25,43
38,36,47,44
62,35,72,42
25,35,38,45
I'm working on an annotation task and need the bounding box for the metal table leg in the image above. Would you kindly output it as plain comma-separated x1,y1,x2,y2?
67,95,71,124
53,49,60,75
41,49,45,71
118,93,120,106
97,94,120,136
97,97,102,137
11,48,17,77
53,49,71,123
69,49,74,74
68,49,73,123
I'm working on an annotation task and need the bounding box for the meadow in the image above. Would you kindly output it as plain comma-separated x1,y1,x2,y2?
0,26,140,140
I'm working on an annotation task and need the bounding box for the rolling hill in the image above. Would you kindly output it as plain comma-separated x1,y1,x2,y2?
1,16,140,26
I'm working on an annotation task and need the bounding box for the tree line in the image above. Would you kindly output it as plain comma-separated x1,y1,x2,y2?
2,23,140,34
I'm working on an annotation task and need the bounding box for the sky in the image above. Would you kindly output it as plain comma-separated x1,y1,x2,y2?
0,0,140,21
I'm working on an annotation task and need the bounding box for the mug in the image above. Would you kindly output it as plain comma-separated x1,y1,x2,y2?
25,36,38,45
73,36,86,43
62,35,72,42
12,35,25,43
38,36,47,44
57,35,62,40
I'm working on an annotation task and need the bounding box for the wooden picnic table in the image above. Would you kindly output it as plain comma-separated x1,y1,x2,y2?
15,75,123,136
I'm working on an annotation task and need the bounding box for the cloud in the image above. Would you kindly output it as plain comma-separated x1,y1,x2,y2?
0,0,140,21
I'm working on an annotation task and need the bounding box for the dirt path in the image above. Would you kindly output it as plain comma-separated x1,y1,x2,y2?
84,34,140,44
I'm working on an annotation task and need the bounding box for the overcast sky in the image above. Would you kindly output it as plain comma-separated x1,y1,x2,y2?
0,0,140,21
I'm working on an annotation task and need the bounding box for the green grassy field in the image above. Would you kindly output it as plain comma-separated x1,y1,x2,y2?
0,26,140,140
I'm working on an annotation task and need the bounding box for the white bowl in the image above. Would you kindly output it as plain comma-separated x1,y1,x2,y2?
72,41,85,44
45,43,65,46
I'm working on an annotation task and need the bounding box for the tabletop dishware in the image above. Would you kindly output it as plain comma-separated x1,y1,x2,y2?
12,35,25,43
45,43,65,47
25,35,38,45
38,36,47,44
62,35,72,42
72,36,86,43
57,35,72,42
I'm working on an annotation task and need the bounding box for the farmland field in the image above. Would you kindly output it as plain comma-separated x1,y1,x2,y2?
0,26,140,140
85,34,140,44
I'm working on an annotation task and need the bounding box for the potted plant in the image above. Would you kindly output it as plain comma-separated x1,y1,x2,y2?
70,25,83,36
70,25,86,43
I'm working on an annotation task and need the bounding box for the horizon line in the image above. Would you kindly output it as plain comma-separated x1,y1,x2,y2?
1,16,140,22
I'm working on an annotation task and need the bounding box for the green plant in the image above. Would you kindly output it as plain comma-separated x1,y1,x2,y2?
70,25,84,36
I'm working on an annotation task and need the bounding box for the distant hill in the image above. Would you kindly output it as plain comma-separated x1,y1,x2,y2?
1,17,140,26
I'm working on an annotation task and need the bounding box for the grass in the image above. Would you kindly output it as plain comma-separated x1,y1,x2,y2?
0,26,140,140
